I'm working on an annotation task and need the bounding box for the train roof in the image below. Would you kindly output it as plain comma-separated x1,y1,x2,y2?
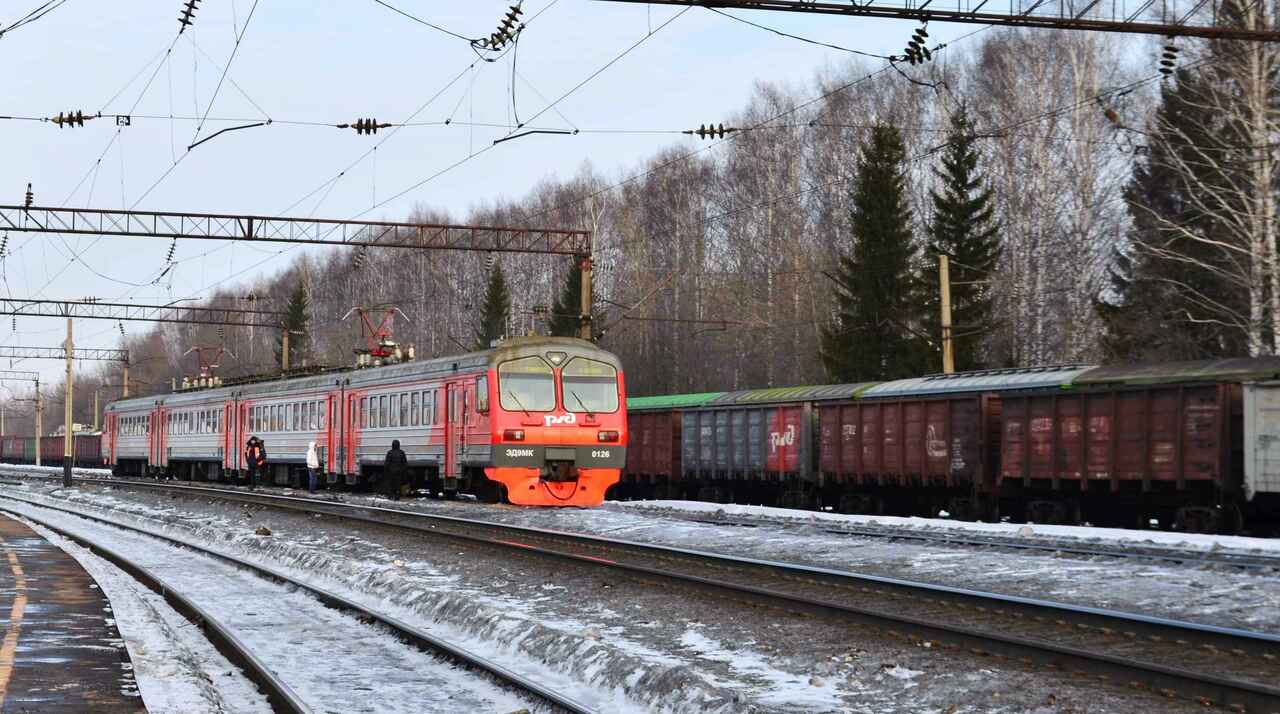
707,383,877,406
627,392,725,411
1073,356,1280,386
861,365,1093,398
104,336,613,413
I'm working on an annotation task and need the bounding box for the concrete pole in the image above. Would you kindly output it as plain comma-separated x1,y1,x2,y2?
34,380,41,468
578,256,593,342
122,363,130,398
282,330,290,371
64,318,74,486
940,254,955,375
93,389,99,432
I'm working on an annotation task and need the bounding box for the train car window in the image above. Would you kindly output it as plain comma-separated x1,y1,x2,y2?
376,395,385,428
389,394,399,428
422,391,431,425
562,357,620,413
476,375,489,413
320,401,327,430
410,393,419,426
498,356,556,412
400,393,409,426
360,397,368,429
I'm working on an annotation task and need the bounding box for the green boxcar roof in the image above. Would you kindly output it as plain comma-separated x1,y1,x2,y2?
708,383,878,406
627,392,725,411
1074,357,1280,385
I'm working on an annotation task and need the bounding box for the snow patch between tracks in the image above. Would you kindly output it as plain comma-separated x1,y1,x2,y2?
619,500,1280,554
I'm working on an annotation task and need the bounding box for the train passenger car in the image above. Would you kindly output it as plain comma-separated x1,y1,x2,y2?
101,336,626,507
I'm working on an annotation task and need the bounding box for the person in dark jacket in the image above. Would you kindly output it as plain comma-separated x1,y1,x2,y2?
245,436,267,490
383,439,407,501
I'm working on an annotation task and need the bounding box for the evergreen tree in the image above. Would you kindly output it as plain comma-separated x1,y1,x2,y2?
1097,68,1249,360
925,104,1001,372
274,282,309,369
475,263,512,349
548,260,584,338
821,124,929,382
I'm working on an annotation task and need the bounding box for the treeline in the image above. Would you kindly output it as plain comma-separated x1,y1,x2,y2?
7,14,1280,436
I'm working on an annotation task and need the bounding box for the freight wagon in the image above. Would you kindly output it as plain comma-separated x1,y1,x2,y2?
620,357,1280,532
0,433,102,468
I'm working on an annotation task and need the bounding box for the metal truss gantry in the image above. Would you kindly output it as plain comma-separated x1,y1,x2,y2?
0,205,593,256
0,346,128,362
595,0,1280,41
0,298,284,329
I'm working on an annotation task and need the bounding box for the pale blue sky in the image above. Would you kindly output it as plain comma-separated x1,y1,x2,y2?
0,0,977,386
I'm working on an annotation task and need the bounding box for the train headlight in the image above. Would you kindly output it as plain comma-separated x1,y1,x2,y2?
503,429,525,441
597,430,619,442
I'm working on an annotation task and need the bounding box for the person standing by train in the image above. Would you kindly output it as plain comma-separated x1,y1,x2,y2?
383,439,407,501
245,436,266,491
305,441,320,495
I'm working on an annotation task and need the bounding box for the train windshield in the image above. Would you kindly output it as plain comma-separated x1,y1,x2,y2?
562,357,619,413
498,356,557,412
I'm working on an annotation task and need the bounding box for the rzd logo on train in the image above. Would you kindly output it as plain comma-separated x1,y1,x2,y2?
769,425,796,453
544,413,577,426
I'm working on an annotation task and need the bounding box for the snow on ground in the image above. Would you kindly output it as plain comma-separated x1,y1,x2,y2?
0,464,112,477
19,518,273,714
2,487,741,713
1,498,541,714
620,500,1280,554
267,491,1280,633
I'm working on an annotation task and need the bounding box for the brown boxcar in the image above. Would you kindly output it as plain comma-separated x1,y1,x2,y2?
619,392,723,499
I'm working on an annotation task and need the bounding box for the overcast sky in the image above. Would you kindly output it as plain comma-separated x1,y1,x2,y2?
0,0,977,388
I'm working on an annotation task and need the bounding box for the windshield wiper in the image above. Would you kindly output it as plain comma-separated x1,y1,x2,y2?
570,389,596,418
506,390,531,417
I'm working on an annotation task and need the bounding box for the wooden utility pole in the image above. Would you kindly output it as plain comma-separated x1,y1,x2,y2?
939,255,955,375
63,318,74,486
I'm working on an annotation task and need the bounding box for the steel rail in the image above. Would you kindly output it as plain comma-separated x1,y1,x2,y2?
33,474,1280,712
0,502,311,714
0,491,595,714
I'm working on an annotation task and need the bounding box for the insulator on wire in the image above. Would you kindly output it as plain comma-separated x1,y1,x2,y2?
476,3,522,50
352,246,369,270
51,110,94,128
165,239,177,263
178,0,200,33
683,123,736,140
903,25,932,66
338,118,391,135
485,253,495,272
118,321,125,337
0,233,8,259
24,183,33,209
1159,43,1180,77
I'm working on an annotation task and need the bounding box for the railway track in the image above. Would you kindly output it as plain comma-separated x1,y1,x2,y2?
9,473,1280,712
0,490,595,714
659,510,1280,571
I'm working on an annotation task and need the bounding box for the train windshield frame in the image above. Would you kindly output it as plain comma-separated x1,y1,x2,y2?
562,357,620,414
498,356,557,412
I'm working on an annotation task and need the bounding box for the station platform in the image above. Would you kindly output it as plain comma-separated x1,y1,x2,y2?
0,515,143,713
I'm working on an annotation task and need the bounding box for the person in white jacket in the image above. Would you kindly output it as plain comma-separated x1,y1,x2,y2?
305,441,321,495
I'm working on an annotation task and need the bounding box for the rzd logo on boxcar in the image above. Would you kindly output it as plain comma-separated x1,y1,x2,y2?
769,425,796,453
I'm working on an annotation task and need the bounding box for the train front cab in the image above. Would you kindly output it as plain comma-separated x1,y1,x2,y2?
485,340,626,507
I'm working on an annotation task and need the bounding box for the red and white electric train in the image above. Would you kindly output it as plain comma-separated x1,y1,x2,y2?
101,337,627,507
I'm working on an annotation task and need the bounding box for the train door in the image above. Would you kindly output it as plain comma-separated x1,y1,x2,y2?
444,382,465,493
326,393,339,473
223,402,236,472
345,392,360,476
106,414,117,466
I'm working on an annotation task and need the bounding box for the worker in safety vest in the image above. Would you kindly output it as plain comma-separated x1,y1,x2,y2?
245,436,267,490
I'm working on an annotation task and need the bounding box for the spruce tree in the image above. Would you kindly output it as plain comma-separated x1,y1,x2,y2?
1097,68,1249,360
925,104,1001,372
274,283,309,369
548,260,584,338
821,124,928,382
475,263,512,349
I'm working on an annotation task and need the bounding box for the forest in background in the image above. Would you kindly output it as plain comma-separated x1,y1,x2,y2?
8,10,1280,434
